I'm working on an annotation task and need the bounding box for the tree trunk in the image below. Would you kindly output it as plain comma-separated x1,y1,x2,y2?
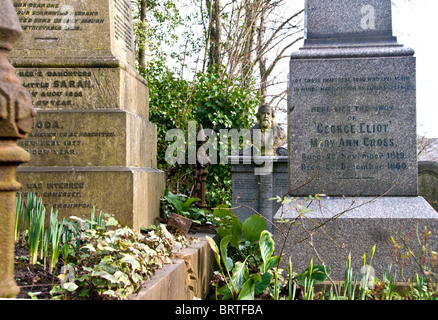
257,2,267,104
138,0,148,74
207,0,222,72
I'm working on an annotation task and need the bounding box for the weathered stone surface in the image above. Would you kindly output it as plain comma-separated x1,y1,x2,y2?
17,110,157,168
17,167,165,230
304,0,397,46
10,0,136,67
231,158,288,231
273,0,438,282
129,234,217,300
289,55,417,197
15,67,149,118
274,196,438,280
10,0,165,231
419,161,438,212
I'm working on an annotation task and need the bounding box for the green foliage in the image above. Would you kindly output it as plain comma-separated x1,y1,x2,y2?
147,67,259,208
51,218,183,300
207,207,331,300
161,189,215,225
14,192,190,300
132,0,182,72
391,225,438,299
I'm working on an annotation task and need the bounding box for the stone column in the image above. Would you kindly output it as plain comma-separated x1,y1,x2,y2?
0,0,36,298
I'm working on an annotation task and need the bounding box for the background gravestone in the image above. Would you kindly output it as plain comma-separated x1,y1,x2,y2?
419,162,438,212
231,157,288,231
9,0,165,231
274,0,438,280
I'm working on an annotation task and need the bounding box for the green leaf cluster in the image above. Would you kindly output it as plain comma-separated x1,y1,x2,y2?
147,66,259,208
161,189,213,225
207,207,283,300
207,206,334,300
51,217,187,300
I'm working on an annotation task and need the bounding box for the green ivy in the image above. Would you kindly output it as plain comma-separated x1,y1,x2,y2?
50,215,188,300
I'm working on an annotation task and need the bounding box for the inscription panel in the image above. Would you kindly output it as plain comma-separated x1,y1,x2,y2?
16,170,134,226
289,56,417,196
11,0,135,65
15,67,149,118
16,111,156,168
17,111,126,167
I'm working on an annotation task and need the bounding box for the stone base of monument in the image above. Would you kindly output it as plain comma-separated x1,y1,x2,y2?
273,196,438,280
231,156,288,232
17,166,165,231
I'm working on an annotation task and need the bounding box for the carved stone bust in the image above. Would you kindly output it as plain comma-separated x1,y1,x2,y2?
250,104,286,155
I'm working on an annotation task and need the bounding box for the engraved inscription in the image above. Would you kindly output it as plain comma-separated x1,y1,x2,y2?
18,70,93,108
289,60,416,196
113,0,134,52
16,119,117,162
14,1,105,33
20,183,93,210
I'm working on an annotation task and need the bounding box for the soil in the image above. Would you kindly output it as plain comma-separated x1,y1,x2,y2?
13,242,61,300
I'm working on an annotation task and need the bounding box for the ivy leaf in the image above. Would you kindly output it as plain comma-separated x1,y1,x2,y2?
120,254,140,270
81,244,96,252
62,282,78,292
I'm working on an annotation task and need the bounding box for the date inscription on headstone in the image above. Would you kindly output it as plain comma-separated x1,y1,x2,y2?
289,56,417,196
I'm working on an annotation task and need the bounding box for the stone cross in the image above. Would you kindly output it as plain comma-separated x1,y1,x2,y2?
0,0,36,298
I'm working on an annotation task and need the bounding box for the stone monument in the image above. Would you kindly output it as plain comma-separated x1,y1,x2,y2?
230,105,288,230
419,161,438,212
274,0,438,280
0,0,36,298
9,0,165,231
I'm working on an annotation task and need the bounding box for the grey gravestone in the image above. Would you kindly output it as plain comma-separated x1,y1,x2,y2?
10,0,165,231
231,157,288,231
304,0,396,46
274,0,438,280
419,161,438,212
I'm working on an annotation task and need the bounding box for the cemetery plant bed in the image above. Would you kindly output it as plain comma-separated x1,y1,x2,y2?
13,230,217,300
12,191,200,300
14,242,63,299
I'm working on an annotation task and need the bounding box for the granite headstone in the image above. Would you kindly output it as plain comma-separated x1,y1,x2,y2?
419,162,438,212
274,0,438,280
